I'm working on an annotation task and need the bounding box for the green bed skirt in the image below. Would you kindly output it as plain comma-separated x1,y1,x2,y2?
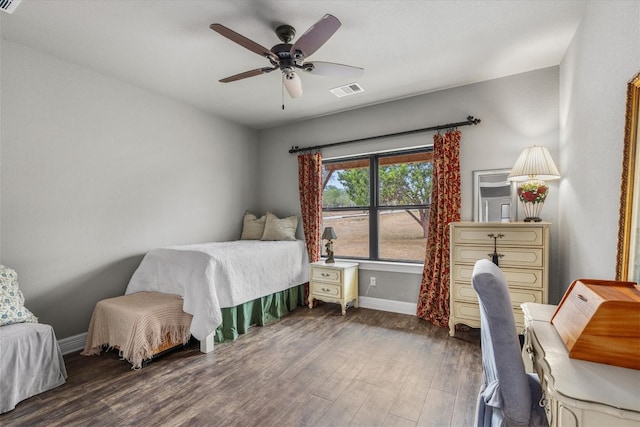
214,284,306,343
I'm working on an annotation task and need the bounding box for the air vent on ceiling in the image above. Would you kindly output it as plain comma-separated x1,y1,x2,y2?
0,0,22,14
330,82,365,98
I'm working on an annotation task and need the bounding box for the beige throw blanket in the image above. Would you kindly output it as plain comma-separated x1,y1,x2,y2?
81,292,192,369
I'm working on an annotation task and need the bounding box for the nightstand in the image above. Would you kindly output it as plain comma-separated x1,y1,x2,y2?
309,261,359,315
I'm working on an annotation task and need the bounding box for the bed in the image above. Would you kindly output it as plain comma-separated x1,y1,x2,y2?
123,239,310,353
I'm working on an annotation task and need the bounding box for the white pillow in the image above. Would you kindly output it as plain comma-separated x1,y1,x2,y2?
0,266,38,326
261,212,298,241
240,211,266,240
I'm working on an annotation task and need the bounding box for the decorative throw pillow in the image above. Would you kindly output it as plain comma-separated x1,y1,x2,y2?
261,212,298,241
0,265,38,326
240,211,267,240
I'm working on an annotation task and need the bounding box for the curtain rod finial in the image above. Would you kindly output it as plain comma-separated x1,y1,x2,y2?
466,116,481,125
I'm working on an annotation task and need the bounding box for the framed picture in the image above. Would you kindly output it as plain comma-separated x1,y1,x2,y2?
472,169,517,222
616,71,640,282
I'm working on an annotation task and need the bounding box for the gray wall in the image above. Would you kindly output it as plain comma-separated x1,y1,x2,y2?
258,67,561,303
558,1,640,291
0,40,259,339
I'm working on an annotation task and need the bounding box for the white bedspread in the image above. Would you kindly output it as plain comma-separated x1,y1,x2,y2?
125,240,309,340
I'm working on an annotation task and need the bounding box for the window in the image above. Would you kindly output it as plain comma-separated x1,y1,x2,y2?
322,148,433,262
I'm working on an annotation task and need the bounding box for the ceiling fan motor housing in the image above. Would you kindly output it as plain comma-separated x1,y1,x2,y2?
275,25,296,44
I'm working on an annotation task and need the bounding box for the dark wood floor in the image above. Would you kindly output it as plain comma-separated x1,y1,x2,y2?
0,304,482,427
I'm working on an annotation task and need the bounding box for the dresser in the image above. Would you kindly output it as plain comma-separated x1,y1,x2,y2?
522,303,640,426
308,261,359,315
449,221,549,336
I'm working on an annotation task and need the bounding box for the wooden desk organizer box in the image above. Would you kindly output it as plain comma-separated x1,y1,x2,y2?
551,279,640,370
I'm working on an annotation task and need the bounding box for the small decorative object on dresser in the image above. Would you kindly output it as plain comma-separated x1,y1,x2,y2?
449,221,549,337
309,261,358,315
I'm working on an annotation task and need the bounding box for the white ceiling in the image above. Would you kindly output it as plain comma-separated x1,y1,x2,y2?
1,0,585,130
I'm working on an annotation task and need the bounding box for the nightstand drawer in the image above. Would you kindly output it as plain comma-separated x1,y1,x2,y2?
311,267,341,284
311,282,342,298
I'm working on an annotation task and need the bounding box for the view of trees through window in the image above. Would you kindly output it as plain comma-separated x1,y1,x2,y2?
322,149,433,262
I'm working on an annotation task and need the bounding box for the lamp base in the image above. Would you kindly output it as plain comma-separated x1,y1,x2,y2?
517,180,548,224
324,257,335,264
523,217,542,222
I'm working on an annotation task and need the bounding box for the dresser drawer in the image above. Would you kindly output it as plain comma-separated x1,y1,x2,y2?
450,301,525,330
451,282,480,303
452,227,544,246
311,267,341,284
310,282,342,298
452,264,544,288
452,301,481,321
452,246,544,268
452,282,543,306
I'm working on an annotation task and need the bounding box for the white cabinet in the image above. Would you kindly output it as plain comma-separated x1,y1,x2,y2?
309,261,359,315
449,222,549,336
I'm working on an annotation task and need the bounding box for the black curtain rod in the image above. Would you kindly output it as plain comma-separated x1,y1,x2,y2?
288,115,481,154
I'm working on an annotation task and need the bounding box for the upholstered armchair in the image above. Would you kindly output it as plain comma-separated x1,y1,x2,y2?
0,266,67,413
471,259,547,427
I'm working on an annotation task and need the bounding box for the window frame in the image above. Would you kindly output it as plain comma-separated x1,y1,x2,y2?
322,147,433,263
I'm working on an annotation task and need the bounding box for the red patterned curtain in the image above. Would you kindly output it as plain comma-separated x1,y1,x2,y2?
417,130,462,327
298,152,323,303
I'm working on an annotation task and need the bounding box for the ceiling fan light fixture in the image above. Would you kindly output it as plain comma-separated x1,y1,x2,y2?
283,71,303,99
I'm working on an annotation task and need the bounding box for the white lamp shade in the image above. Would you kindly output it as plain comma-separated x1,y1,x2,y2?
507,145,560,181
283,72,303,99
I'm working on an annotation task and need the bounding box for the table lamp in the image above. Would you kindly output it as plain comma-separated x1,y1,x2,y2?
322,227,337,263
507,145,560,222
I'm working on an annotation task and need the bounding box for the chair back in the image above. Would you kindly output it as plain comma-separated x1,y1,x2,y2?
472,259,531,426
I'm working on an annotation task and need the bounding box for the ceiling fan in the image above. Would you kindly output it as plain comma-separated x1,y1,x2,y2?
210,14,363,99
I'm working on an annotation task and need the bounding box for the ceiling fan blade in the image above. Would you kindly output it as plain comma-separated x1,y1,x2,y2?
210,23,278,62
219,67,276,83
302,61,364,78
290,14,341,58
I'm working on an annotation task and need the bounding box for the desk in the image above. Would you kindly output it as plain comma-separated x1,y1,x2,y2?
521,303,640,427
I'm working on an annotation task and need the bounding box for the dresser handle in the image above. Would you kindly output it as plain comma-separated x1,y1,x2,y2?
321,273,330,277
524,344,536,361
487,253,504,259
539,390,552,425
487,233,505,239
322,287,331,292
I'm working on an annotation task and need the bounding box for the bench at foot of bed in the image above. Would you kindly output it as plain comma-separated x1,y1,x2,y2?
81,292,193,368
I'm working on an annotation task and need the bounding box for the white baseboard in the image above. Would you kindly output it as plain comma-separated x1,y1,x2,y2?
59,332,87,355
358,296,417,316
